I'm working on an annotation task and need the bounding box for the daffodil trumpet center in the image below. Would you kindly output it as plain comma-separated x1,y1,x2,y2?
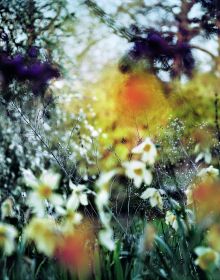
38,184,52,199
134,168,143,176
144,144,151,152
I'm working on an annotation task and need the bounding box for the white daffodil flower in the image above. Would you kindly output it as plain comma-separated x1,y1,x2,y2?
99,226,115,251
195,150,212,164
96,170,117,190
132,137,157,165
195,144,212,164
69,181,88,210
194,247,219,270
0,223,17,256
95,170,117,213
197,165,219,183
59,209,83,232
165,211,178,231
123,161,153,188
57,204,83,225
22,169,39,188
24,217,60,256
23,169,63,216
56,193,83,232
141,188,164,209
95,188,110,212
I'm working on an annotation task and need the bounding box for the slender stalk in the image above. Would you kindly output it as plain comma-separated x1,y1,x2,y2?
11,101,71,179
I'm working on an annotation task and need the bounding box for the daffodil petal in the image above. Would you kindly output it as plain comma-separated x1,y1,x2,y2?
79,193,88,206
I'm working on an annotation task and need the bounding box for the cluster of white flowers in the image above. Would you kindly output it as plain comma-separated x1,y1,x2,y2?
0,167,87,259
22,169,91,228
20,167,118,253
123,137,165,210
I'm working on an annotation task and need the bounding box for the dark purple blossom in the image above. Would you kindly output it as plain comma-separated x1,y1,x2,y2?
0,50,60,96
16,65,28,81
28,63,45,78
147,32,171,54
125,30,195,76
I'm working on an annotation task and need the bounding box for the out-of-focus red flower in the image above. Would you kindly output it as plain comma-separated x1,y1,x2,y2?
55,224,94,274
193,182,220,220
116,73,170,132
120,75,154,113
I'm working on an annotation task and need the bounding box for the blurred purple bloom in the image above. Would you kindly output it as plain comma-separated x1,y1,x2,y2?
0,50,60,95
126,30,195,76
28,63,44,79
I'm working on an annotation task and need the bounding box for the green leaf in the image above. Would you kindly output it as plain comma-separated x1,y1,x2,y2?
113,241,124,280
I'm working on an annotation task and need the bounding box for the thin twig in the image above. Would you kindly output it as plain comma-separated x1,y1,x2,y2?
11,101,70,178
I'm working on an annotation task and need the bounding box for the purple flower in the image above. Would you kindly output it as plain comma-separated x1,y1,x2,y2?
0,50,60,96
124,30,195,77
130,39,149,59
29,62,60,95
16,65,28,81
27,63,44,79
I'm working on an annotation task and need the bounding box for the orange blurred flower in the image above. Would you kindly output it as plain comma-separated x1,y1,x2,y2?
117,73,169,126
193,182,220,220
120,75,154,112
55,223,95,274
